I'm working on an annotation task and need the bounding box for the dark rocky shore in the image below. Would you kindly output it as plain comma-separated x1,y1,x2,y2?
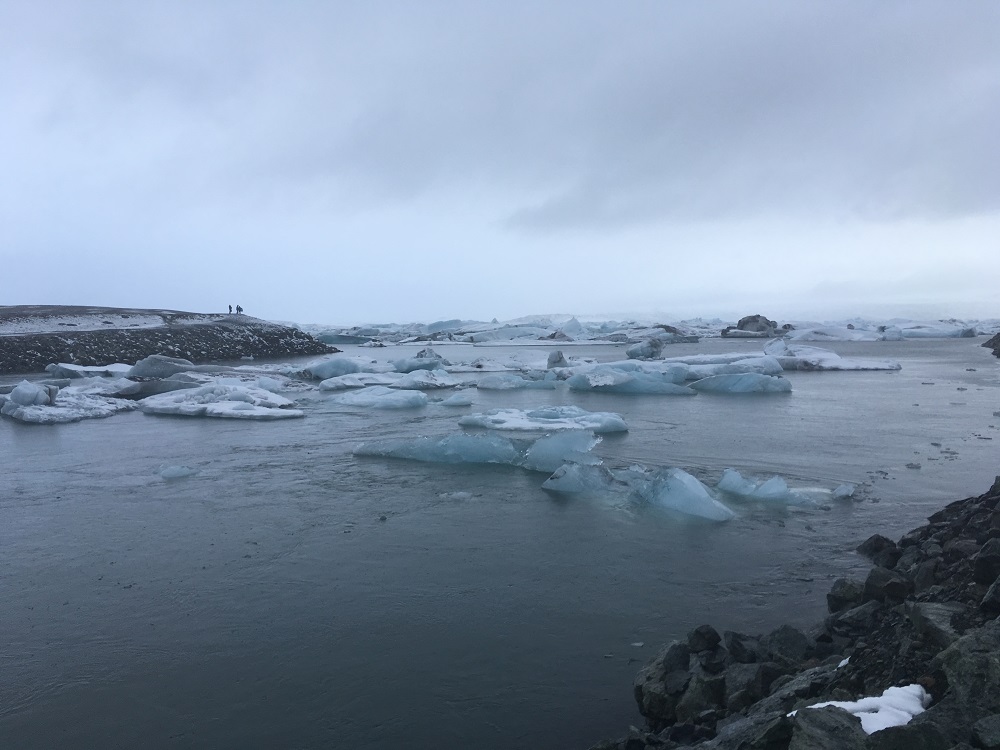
592,476,1000,750
985,333,1000,358
0,306,336,374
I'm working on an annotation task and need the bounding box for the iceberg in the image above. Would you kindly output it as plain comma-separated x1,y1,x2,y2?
44,362,132,379
685,356,784,379
354,431,600,472
764,340,901,371
127,355,235,379
439,392,474,407
1,380,137,424
689,373,792,393
566,367,695,395
642,469,737,521
542,463,622,494
327,385,428,409
476,374,557,390
318,373,400,391
303,357,362,379
139,384,304,419
458,405,627,433
391,369,459,390
716,469,852,505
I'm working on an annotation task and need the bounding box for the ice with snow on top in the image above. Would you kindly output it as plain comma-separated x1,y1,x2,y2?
446,357,521,373
566,367,695,395
354,431,600,473
763,339,901,371
139,384,303,419
318,373,400,391
391,369,459,389
327,385,428,409
1,380,138,424
458,405,627,433
685,356,784,379
127,355,237,379
689,373,792,393
476,374,558,390
392,354,453,373
790,684,930,734
45,362,133,379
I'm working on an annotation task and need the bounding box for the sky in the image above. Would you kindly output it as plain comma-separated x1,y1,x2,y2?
2,1,999,325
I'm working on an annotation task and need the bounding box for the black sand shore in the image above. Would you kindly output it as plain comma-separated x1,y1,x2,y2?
0,305,335,374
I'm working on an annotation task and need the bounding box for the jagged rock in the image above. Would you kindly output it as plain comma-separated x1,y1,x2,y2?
633,642,691,725
974,538,1000,585
906,601,966,651
857,534,897,560
863,566,912,603
933,620,1000,714
700,646,730,674
866,720,950,750
689,625,723,653
725,631,766,663
972,714,1000,749
981,578,1000,615
762,624,813,665
675,673,726,723
827,600,882,637
914,559,940,593
787,706,867,749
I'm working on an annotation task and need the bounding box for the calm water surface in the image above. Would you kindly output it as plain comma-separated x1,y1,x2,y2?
1,338,998,748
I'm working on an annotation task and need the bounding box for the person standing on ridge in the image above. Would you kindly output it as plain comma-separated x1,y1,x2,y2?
228,304,232,314
236,305,243,315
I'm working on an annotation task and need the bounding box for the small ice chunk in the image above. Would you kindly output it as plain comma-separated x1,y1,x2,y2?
542,463,619,493
45,363,132,379
645,469,736,521
567,367,695,395
547,350,570,368
832,483,856,500
160,465,198,480
8,380,57,406
304,357,362,380
440,392,473,407
393,355,450,373
355,433,520,465
521,432,602,473
328,385,428,409
459,405,627,433
716,468,759,496
791,684,930,734
689,373,792,393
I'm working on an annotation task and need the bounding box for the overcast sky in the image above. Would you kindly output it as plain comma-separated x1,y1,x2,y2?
2,1,998,324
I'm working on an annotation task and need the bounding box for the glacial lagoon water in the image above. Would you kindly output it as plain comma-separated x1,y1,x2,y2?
2,338,998,749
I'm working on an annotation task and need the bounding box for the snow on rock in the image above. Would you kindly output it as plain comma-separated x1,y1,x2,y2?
139,384,304,419
458,405,628,433
327,385,428,409
689,373,792,393
790,684,930,734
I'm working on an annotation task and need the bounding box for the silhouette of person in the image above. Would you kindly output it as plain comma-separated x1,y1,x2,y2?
228,304,232,314
236,305,243,314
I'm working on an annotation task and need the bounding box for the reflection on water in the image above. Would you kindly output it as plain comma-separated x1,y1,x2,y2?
1,339,997,748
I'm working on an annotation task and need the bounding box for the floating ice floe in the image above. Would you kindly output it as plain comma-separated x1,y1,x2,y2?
543,463,736,522
354,431,600,473
685,356,784,379
159,465,199,480
716,469,855,505
566,367,695,395
392,369,459,389
44,362,132,379
446,357,521,373
689,373,792,393
764,340,901,371
139,384,304,419
127,355,234,379
327,385,428,409
0,380,137,424
318,372,400,390
458,405,628,433
898,323,976,339
439,392,474,407
476,374,558,390
789,684,930,734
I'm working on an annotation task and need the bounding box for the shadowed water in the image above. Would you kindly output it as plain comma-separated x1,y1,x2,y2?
1,338,997,748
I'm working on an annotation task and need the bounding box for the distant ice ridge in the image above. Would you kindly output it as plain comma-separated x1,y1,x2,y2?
458,405,628,433
354,431,601,473
0,379,137,424
138,384,304,419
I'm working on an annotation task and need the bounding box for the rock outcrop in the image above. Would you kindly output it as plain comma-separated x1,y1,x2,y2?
984,332,1000,358
591,476,1000,749
0,306,336,374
